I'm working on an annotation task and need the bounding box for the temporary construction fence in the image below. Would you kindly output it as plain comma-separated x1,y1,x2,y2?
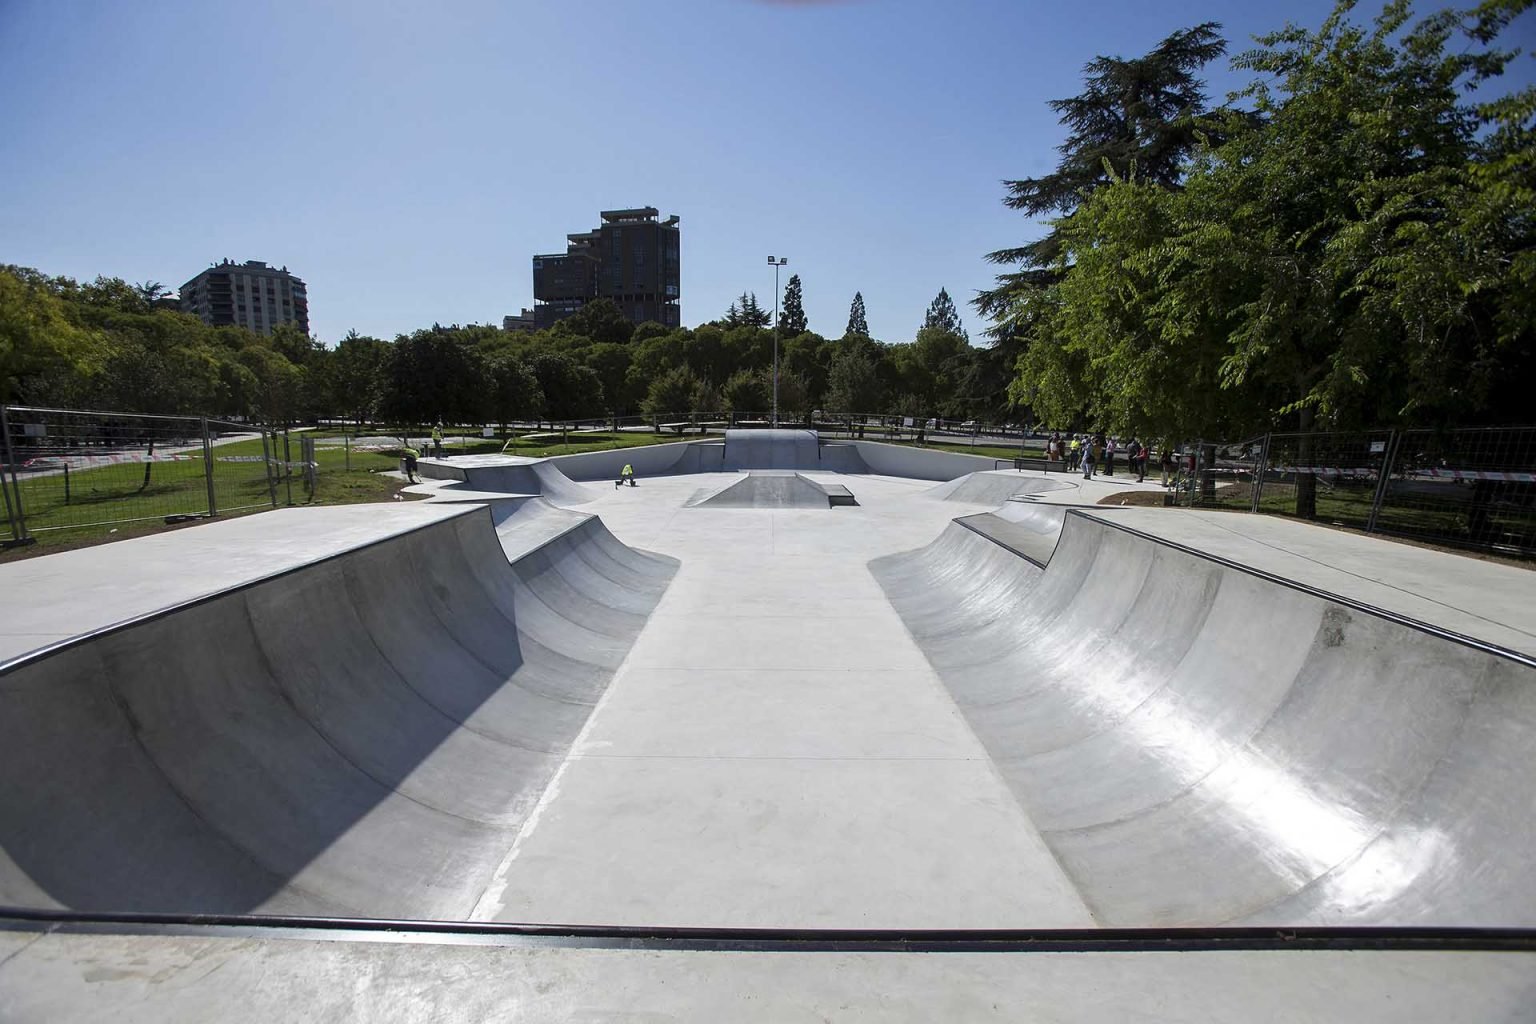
0,406,305,547
1177,426,1536,560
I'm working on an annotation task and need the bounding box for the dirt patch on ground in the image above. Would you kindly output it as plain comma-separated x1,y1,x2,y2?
1097,490,1172,507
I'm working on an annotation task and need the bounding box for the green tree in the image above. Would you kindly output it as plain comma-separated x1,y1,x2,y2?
530,352,605,421
922,287,968,342
380,328,489,426
487,354,542,430
583,342,636,413
825,342,883,413
845,292,869,338
552,297,635,346
725,292,771,328
978,22,1227,324
779,274,808,334
722,368,768,412
0,267,103,403
328,331,389,427
690,375,722,414
641,364,699,417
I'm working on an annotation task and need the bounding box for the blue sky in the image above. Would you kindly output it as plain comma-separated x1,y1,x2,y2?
1,0,1527,345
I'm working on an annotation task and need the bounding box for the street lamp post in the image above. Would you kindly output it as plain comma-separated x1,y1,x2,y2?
768,256,788,428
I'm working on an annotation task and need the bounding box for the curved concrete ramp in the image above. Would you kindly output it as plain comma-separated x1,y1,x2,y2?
421,456,598,504
723,429,825,471
0,504,677,918
686,471,853,509
870,512,1536,928
924,471,1075,504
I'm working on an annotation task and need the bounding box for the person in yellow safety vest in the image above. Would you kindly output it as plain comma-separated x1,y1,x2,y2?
431,425,444,457
618,463,636,488
402,444,420,483
1068,436,1081,472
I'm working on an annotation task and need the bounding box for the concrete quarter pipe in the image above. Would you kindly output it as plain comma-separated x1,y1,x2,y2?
871,509,1536,928
0,503,677,917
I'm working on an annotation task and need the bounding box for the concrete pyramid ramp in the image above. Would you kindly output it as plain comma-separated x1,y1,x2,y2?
871,512,1536,928
686,471,851,509
924,471,1075,504
0,504,676,918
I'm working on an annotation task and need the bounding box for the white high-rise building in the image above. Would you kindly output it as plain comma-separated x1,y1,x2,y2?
180,259,309,336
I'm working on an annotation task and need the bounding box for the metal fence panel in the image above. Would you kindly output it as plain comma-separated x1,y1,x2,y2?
1193,426,1536,560
1,407,276,536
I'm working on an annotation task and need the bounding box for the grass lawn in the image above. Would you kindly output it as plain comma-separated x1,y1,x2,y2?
0,429,718,561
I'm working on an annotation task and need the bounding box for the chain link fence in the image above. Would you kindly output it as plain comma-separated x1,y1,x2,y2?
1,406,282,548
1183,426,1536,560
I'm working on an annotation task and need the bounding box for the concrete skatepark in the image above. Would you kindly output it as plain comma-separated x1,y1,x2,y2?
1,430,1533,1020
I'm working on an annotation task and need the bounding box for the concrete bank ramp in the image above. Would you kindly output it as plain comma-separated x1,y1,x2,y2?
924,471,1075,504
420,455,598,504
719,429,868,473
0,503,677,918
870,511,1536,928
686,471,856,509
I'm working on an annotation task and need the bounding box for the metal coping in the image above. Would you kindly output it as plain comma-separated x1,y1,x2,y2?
1,907,1532,954
0,502,590,677
1075,509,1536,670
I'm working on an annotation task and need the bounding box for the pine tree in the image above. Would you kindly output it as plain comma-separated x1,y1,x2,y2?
922,287,967,341
977,24,1227,322
779,274,808,334
723,299,741,327
845,292,869,337
740,291,771,328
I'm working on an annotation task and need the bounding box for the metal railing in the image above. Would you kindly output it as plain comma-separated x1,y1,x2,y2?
1,406,281,547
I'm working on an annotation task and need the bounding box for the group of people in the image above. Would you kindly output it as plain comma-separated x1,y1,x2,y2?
1046,432,1168,484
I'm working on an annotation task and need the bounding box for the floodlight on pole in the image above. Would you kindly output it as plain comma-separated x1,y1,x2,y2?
768,256,788,428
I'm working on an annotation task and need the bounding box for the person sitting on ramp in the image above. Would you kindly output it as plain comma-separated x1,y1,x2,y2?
617,462,636,488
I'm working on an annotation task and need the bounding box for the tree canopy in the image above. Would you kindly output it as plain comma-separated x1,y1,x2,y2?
992,0,1535,437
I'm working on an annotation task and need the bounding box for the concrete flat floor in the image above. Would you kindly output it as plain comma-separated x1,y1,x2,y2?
477,471,1092,927
5,928,1535,1023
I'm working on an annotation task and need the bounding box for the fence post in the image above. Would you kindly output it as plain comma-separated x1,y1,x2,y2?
1249,433,1271,514
1365,430,1400,534
260,430,279,507
282,430,294,507
201,418,218,518
0,405,34,547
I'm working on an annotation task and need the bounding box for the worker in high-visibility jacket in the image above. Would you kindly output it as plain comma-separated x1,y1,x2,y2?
617,463,635,488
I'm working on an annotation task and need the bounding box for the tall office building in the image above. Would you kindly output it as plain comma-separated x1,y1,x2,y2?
532,208,679,330
180,259,310,336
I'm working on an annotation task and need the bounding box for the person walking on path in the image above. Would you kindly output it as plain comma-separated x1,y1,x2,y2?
1105,436,1117,476
402,442,420,483
1136,440,1150,483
